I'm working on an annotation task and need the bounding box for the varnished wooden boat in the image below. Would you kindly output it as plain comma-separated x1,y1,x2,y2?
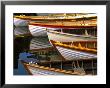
28,22,60,37
14,13,96,27
28,17,96,37
21,60,86,75
51,41,97,60
47,30,97,43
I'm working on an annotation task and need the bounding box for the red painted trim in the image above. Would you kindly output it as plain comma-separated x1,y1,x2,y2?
29,23,96,29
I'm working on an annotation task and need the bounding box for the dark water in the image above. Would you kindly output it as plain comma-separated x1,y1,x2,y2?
14,36,61,75
14,37,31,75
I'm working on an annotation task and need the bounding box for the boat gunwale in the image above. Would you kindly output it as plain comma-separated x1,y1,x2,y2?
29,22,97,29
21,60,81,75
50,40,97,54
47,30,97,39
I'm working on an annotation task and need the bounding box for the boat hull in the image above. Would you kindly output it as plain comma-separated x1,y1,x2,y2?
29,25,61,37
27,66,67,75
56,45,97,60
21,61,80,75
47,31,97,43
29,25,47,37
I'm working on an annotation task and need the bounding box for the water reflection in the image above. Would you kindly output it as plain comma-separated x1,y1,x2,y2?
14,26,31,36
14,33,61,75
30,37,52,50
